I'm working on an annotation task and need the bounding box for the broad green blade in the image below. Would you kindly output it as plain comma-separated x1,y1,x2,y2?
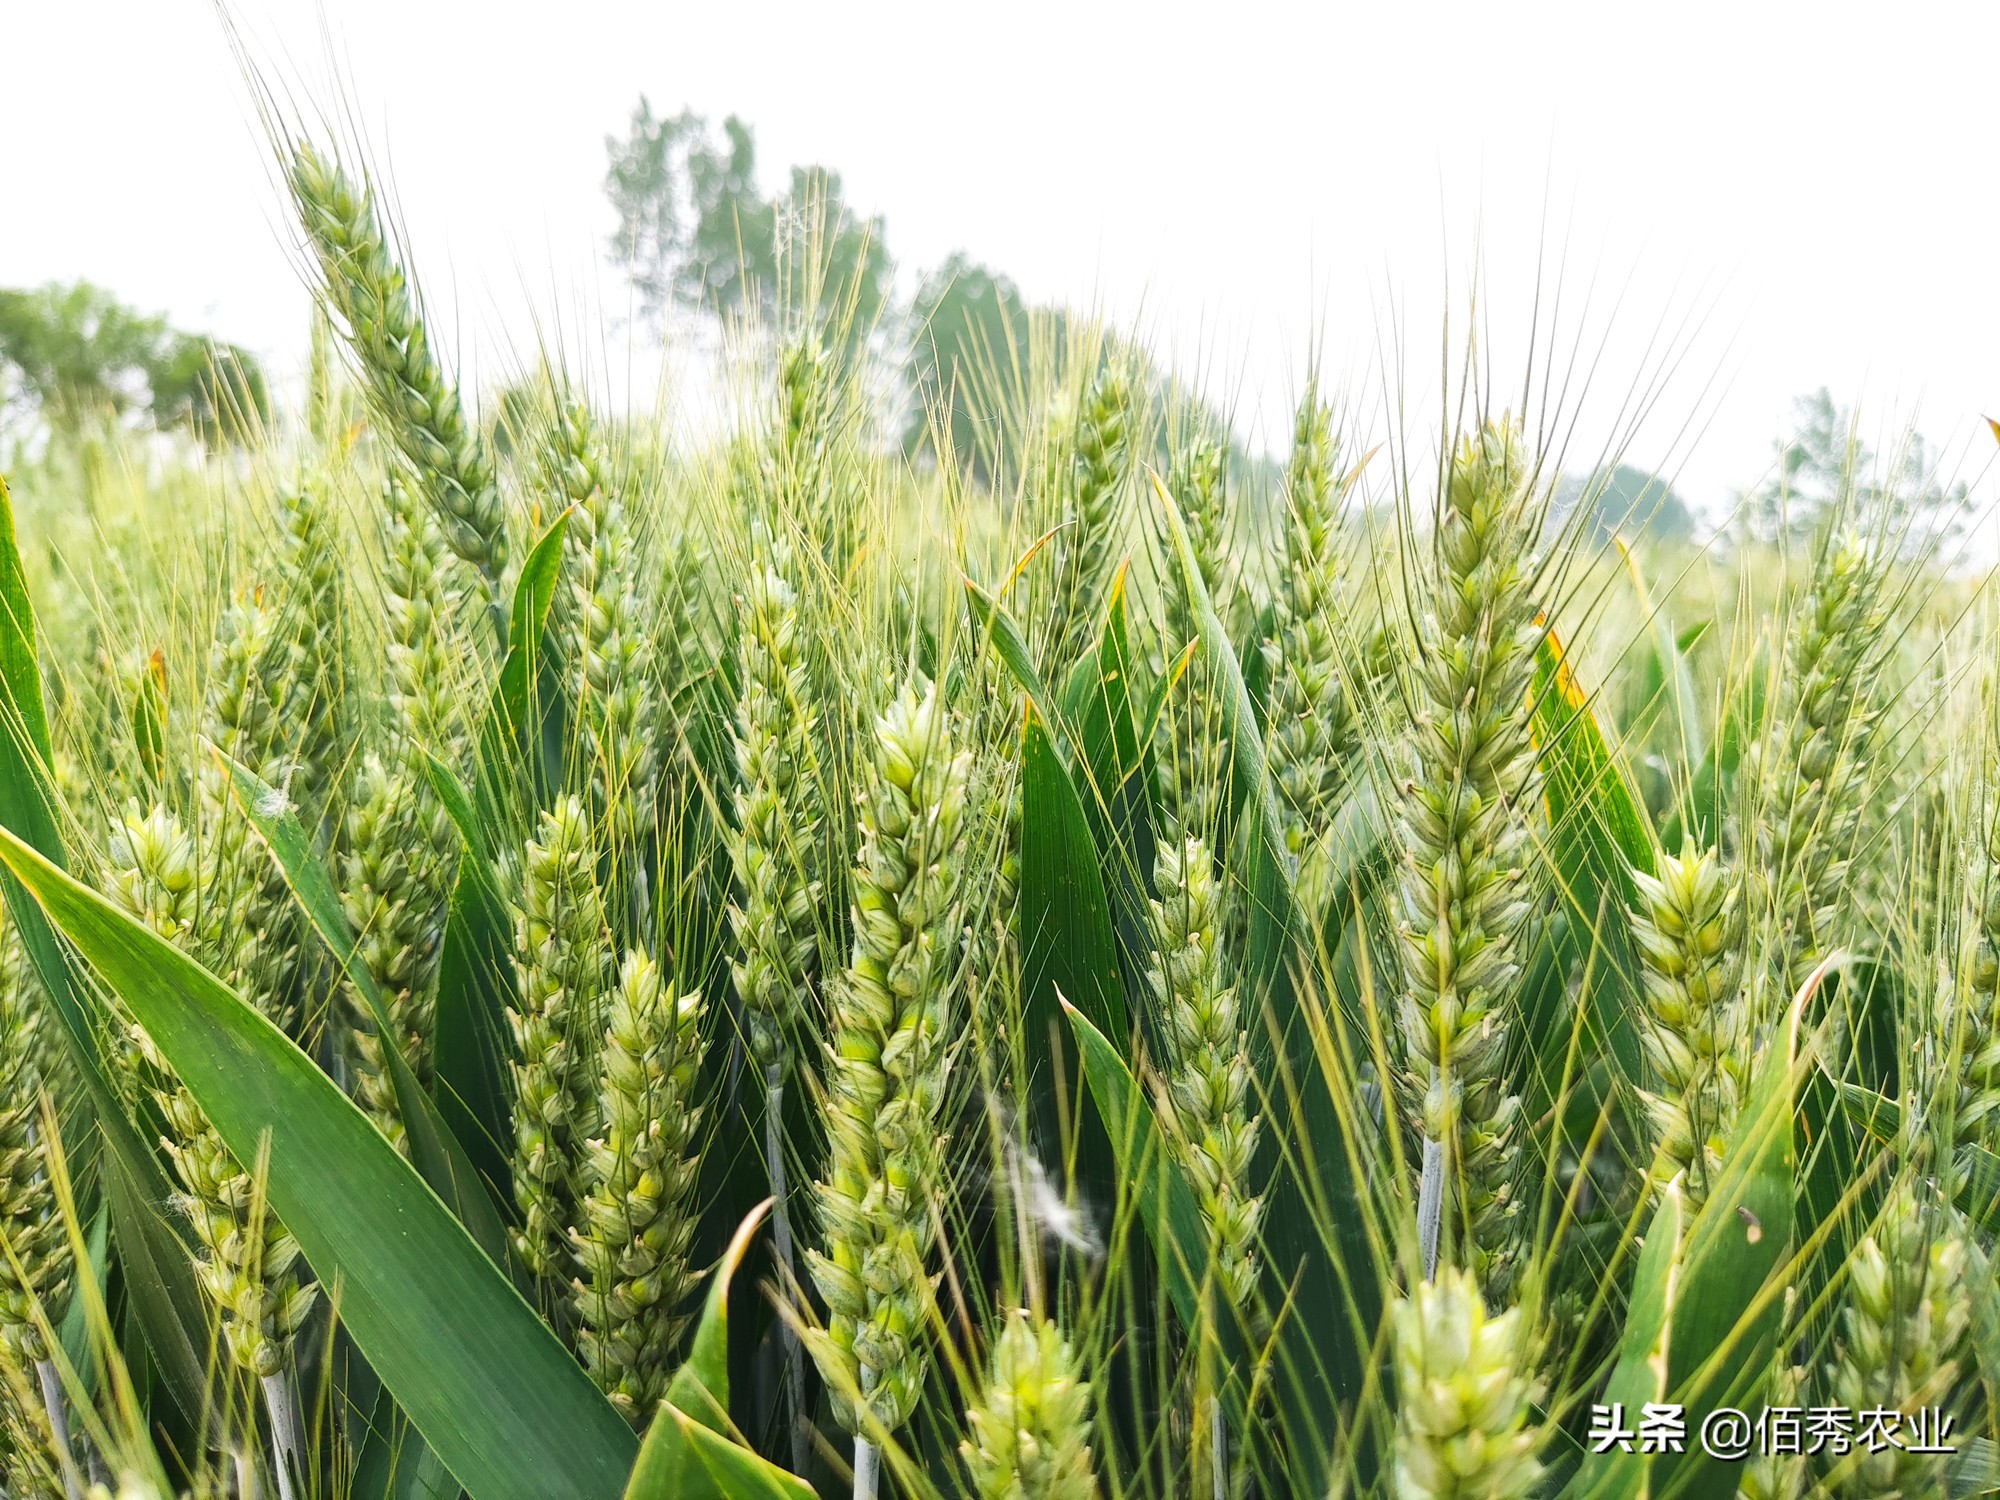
1136,638,1198,752
1530,625,1656,894
1523,627,1650,1117
218,750,512,1265
425,751,520,1204
642,1407,816,1500
131,648,167,790
964,574,1063,735
1616,538,1705,797
1065,1003,1238,1349
665,1200,767,1432
1019,702,1127,1074
627,1202,812,1500
55,1206,109,1403
1659,637,1767,854
1567,1181,1684,1500
352,1383,458,1500
0,828,638,1500
1059,564,1156,1028
476,507,571,811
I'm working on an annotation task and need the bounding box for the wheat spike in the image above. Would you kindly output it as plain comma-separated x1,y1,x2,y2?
1391,420,1543,1298
1748,529,1889,994
571,951,705,1424
1262,383,1358,892
807,680,971,1439
1824,1182,1971,1498
960,1310,1097,1500
1630,846,1750,1208
288,142,510,630
0,923,69,1370
1390,1268,1541,1500
1147,833,1262,1308
509,796,613,1282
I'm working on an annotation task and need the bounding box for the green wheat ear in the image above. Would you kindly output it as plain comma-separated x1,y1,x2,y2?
807,679,971,1442
1824,1182,1971,1498
730,542,825,1079
1747,528,1889,995
572,950,705,1424
1147,832,1261,1309
1262,381,1359,898
1049,359,1132,670
1390,1268,1541,1500
338,478,461,1145
544,394,663,860
510,796,612,1282
1391,418,1543,1299
107,804,319,1384
960,1310,1097,1500
1630,845,1749,1209
1157,432,1232,845
288,141,510,630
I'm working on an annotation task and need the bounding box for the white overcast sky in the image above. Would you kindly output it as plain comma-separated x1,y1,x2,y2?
4,1,1997,517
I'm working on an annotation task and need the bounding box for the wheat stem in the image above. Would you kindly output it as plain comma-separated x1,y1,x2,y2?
764,1065,809,1474
260,1372,300,1500
32,1361,80,1500
852,1436,879,1500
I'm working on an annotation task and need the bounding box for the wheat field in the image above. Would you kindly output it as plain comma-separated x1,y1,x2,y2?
1,125,1998,1500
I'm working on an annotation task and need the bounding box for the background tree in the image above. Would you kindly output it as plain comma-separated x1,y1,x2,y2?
0,281,267,444
1743,387,1968,547
905,255,1026,467
605,104,889,350
1555,463,1697,547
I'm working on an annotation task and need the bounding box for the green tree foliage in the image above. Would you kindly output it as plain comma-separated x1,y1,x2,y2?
604,102,889,347
0,280,267,443
1556,463,1696,545
1745,387,1968,545
906,254,1026,466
